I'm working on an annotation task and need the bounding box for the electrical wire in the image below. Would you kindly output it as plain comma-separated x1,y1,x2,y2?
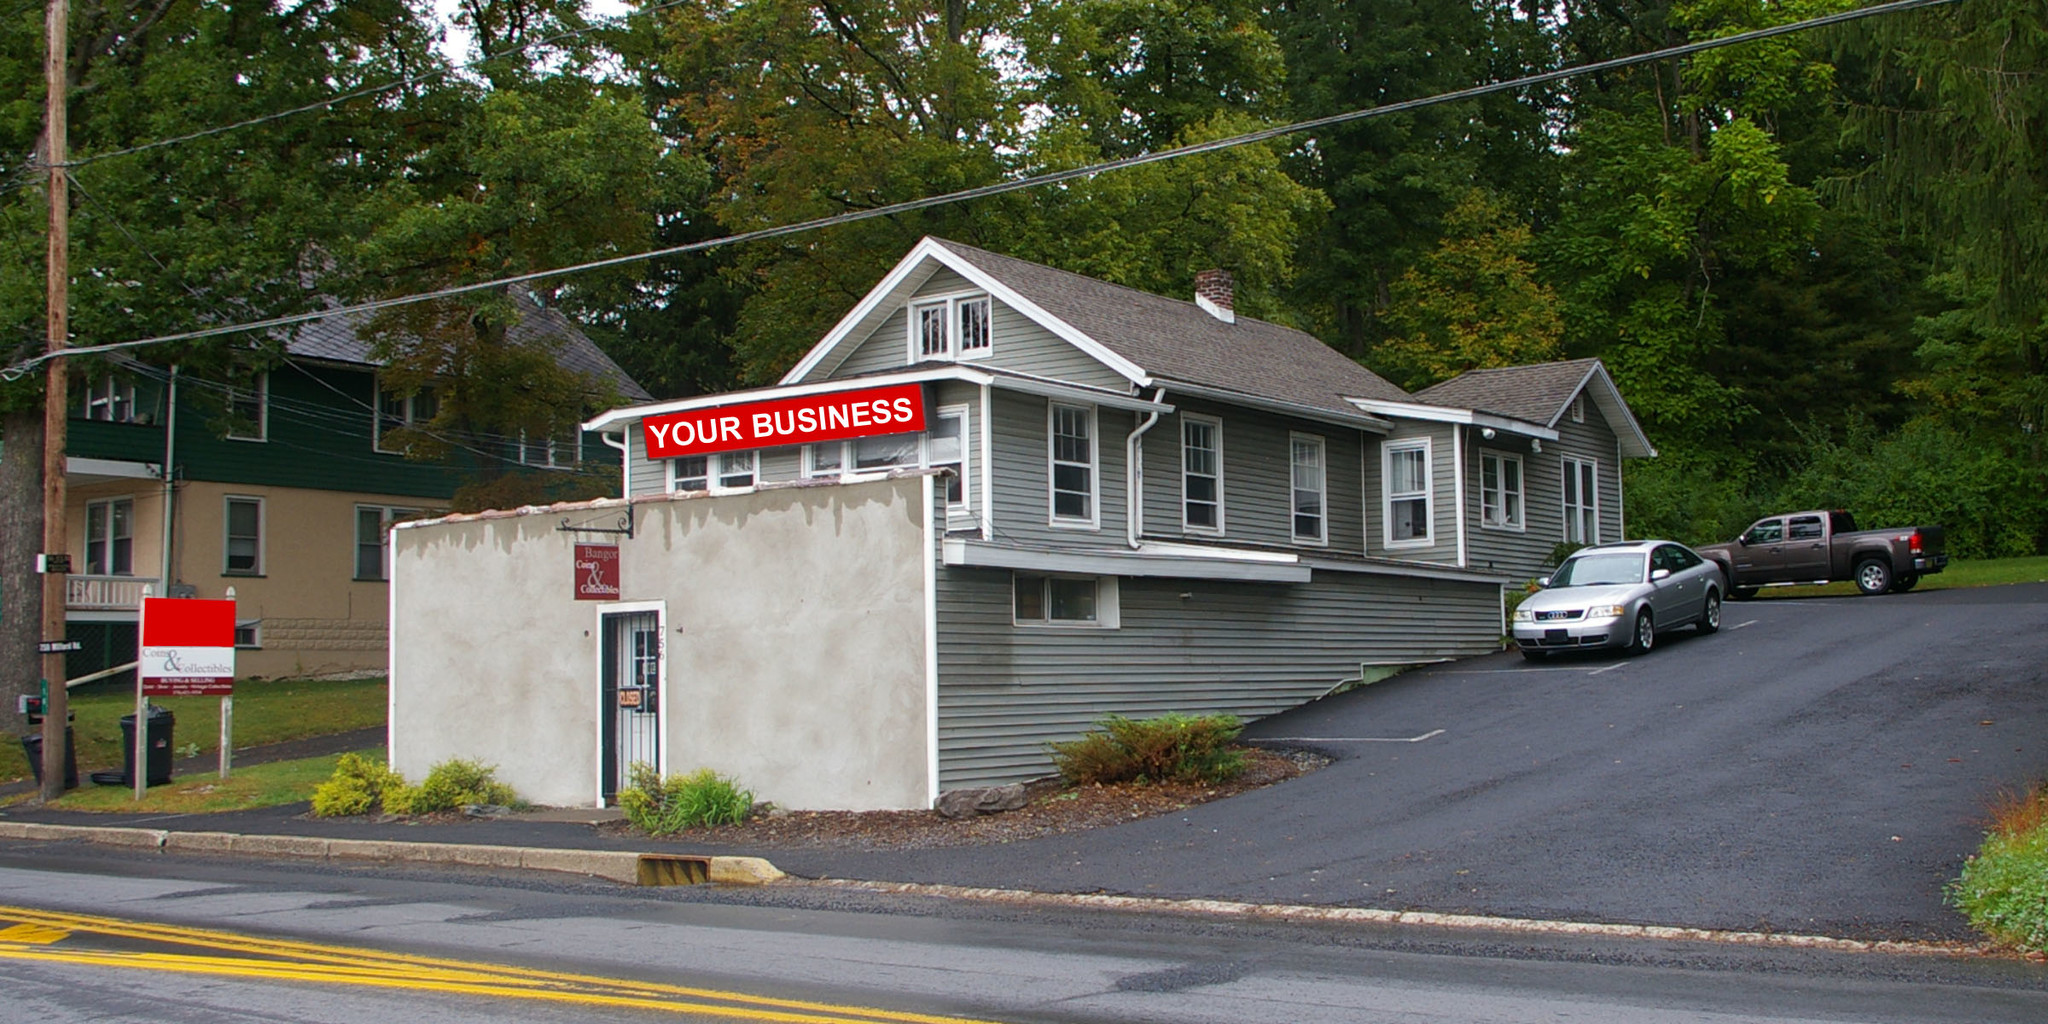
0,0,1957,381
61,0,699,170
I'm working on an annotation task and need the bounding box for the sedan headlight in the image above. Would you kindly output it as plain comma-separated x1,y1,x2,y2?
1586,604,1628,619
1512,605,1535,622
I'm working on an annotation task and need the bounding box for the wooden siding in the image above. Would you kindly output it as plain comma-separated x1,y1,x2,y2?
1135,398,1366,555
1460,398,1631,580
989,389,1129,549
828,267,1126,387
933,565,1503,788
1363,421,1459,564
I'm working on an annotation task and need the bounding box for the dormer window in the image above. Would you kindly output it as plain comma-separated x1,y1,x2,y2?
909,294,991,362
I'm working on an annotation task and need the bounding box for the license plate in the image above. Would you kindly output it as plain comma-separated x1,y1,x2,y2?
1546,628,1569,640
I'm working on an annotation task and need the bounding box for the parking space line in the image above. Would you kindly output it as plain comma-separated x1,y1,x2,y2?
1587,663,1628,675
1730,620,1759,630
1255,729,1444,744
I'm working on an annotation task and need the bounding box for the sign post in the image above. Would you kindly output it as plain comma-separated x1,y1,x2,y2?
135,593,236,800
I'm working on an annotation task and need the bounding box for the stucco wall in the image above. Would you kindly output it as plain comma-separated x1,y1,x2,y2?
390,474,934,811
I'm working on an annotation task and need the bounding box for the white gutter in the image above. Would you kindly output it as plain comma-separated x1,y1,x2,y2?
1453,425,1468,569
601,431,630,496
158,364,178,590
1126,388,1168,549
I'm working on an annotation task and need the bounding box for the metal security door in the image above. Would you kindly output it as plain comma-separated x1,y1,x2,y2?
599,610,662,805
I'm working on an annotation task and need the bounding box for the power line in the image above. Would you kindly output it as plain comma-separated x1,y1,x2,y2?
59,0,699,170
0,0,1956,381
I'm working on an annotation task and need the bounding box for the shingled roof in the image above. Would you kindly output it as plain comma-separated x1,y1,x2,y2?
930,239,1407,416
285,289,651,402
1411,358,1603,425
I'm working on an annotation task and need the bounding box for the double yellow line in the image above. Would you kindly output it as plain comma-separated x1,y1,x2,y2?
0,905,1003,1024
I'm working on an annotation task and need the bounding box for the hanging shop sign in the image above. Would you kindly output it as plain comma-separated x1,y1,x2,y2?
574,543,621,601
642,383,927,460
138,597,236,696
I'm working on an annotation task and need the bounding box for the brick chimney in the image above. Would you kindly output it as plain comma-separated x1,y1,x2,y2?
1194,269,1235,324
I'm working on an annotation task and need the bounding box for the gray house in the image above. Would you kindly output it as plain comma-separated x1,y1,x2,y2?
386,238,1655,811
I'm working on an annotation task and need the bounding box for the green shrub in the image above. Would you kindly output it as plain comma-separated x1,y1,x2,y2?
1948,787,2048,954
309,753,406,817
396,758,520,814
618,764,755,835
1048,713,1246,786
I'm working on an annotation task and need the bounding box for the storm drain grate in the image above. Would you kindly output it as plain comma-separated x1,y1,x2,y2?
636,855,712,886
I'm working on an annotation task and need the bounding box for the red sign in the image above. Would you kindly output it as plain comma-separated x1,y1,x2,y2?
139,597,236,696
642,383,927,460
574,543,621,601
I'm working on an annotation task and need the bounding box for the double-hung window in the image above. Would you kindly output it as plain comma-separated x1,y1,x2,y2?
672,455,710,492
1562,456,1599,545
518,425,579,468
355,505,423,581
223,496,264,575
714,451,756,491
1384,440,1432,547
226,371,268,441
1013,573,1119,628
84,378,138,422
1182,416,1222,534
1479,451,1524,530
927,406,968,508
1290,433,1326,544
375,379,438,454
670,452,755,493
1049,403,1096,526
85,499,134,576
908,294,992,361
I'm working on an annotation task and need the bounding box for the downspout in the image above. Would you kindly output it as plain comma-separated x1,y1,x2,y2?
601,430,629,497
157,364,177,589
1453,425,1468,568
1125,388,1167,549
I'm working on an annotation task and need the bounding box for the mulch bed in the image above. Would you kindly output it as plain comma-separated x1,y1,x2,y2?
599,746,1328,851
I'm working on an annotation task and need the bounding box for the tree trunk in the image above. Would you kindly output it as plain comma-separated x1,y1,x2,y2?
1,406,46,737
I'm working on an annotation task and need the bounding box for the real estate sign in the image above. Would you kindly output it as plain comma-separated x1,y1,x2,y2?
139,597,236,696
641,383,927,459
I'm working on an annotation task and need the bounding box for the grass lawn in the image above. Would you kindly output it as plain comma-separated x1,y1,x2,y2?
44,748,378,814
1752,555,2048,599
3,677,386,785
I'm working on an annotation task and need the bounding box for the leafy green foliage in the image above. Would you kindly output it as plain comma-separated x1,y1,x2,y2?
618,764,755,835
310,753,407,818
395,758,521,815
1949,784,2048,954
1049,714,1247,786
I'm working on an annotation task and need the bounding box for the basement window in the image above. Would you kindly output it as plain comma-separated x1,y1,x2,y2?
1012,574,1120,629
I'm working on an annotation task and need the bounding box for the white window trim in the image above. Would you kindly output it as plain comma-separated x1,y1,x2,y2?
802,442,845,479
85,497,136,576
373,374,434,455
84,378,139,423
1047,402,1100,530
1562,455,1602,545
1181,414,1225,536
226,372,268,442
517,426,580,469
904,290,994,363
667,454,709,494
222,495,265,576
1478,450,1526,532
932,404,971,514
709,450,757,494
1010,573,1120,629
1289,431,1328,547
1382,438,1435,550
355,504,423,581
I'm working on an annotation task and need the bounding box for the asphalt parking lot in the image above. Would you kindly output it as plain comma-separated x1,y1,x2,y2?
774,582,2048,941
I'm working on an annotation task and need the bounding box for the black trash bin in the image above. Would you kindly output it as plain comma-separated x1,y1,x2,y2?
113,707,175,787
20,714,79,791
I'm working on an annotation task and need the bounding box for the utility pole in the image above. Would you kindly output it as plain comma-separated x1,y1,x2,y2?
39,0,71,803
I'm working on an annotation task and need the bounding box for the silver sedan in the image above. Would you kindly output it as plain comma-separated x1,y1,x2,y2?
1510,541,1725,660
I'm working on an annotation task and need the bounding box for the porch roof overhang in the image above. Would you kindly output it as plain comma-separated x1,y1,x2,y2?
1345,399,1560,441
942,538,1312,584
583,365,1172,435
67,456,160,485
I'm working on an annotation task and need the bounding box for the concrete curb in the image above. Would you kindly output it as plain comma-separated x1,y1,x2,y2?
0,821,781,888
803,878,1989,959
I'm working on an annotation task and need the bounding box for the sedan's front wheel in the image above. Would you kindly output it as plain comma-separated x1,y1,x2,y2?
1698,590,1721,634
1625,609,1655,656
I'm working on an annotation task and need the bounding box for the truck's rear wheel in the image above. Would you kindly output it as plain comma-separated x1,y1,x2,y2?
1854,558,1893,595
1730,586,1758,601
1891,573,1919,593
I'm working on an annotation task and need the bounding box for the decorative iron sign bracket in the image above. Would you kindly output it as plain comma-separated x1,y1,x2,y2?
557,512,634,540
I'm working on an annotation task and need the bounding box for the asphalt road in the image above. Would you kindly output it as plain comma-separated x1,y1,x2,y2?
762,582,2048,940
3,847,2045,1023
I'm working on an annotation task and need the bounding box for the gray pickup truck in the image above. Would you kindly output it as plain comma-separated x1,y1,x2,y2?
1695,510,1948,598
